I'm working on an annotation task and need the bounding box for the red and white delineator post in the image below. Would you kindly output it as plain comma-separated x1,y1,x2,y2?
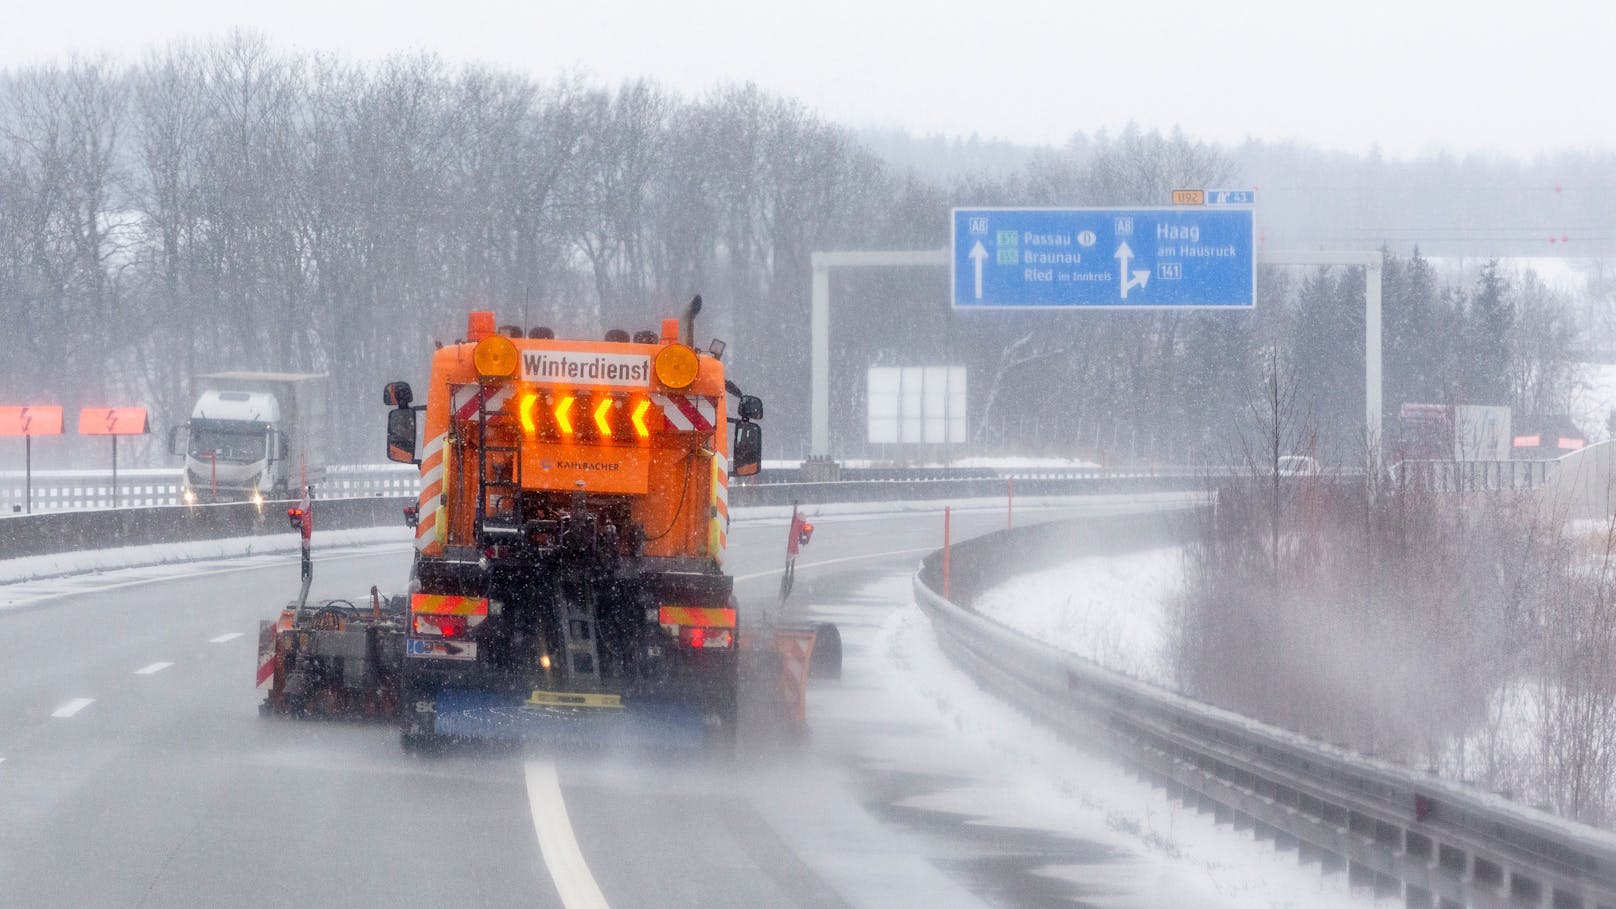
778,502,815,603
257,476,314,692
291,469,313,607
758,501,835,731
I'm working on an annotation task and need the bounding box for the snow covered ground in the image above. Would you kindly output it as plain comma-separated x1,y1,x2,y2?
971,546,1183,686
859,573,1371,907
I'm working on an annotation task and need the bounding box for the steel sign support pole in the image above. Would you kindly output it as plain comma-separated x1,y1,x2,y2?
811,261,829,458
1366,260,1383,459
809,249,950,459
1258,250,1383,462
808,246,1381,464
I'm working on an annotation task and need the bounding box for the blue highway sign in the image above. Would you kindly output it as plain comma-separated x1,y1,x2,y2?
1205,189,1256,206
951,207,1255,309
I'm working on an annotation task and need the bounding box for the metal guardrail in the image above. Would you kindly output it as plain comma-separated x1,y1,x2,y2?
731,473,1208,507
8,457,1589,514
0,463,1207,515
0,468,186,512
1396,459,1556,493
914,515,1616,909
0,464,418,514
749,465,1205,484
0,496,413,562
0,474,1210,561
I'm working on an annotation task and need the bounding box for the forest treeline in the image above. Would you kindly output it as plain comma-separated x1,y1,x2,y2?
0,34,1587,463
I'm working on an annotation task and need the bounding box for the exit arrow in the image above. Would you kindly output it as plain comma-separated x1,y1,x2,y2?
969,241,988,300
1114,242,1150,299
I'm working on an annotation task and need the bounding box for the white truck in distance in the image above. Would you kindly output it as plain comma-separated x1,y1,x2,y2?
170,373,329,504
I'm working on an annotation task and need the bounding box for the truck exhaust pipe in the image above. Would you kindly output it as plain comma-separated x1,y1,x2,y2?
681,294,702,346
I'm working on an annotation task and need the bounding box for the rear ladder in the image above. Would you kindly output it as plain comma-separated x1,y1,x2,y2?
472,386,607,691
474,389,522,540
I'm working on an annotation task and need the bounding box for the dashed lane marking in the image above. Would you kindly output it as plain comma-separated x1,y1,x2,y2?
134,662,174,675
51,698,94,718
524,759,611,909
209,633,243,644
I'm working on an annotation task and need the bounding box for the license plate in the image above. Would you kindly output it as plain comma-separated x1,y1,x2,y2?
405,638,477,660
525,690,623,710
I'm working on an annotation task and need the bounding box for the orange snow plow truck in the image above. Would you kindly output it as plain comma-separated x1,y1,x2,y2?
380,297,832,751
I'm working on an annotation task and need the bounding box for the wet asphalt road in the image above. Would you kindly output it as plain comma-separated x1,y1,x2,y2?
0,495,1219,908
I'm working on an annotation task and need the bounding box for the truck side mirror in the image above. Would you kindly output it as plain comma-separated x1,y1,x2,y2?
168,424,187,457
732,421,762,477
383,381,413,407
737,395,763,421
387,407,418,464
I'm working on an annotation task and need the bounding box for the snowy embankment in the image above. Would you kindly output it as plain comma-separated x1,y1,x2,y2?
0,526,414,587
970,546,1183,686
869,573,1368,907
965,526,1616,829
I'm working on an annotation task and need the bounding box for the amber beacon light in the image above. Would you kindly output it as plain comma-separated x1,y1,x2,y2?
474,335,519,378
653,344,699,389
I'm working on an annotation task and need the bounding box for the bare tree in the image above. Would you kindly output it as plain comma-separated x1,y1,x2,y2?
1506,268,1581,419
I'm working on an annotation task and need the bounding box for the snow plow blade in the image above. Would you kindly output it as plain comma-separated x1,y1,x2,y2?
407,688,711,752
735,622,842,736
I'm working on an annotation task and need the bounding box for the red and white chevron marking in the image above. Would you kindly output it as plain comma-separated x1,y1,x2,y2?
451,384,515,421
415,432,447,551
651,394,716,432
773,629,817,726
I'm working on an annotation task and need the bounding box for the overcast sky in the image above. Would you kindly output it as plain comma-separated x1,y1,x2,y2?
4,0,1610,159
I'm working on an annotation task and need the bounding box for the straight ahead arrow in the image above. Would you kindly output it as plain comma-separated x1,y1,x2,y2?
1115,242,1150,299
969,241,988,300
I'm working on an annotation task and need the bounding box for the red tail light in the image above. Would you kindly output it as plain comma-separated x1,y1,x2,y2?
680,627,732,650
413,614,469,637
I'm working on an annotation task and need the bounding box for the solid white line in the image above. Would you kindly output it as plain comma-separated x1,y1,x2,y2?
732,546,936,582
524,760,610,909
209,632,243,643
134,661,174,675
51,698,94,718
